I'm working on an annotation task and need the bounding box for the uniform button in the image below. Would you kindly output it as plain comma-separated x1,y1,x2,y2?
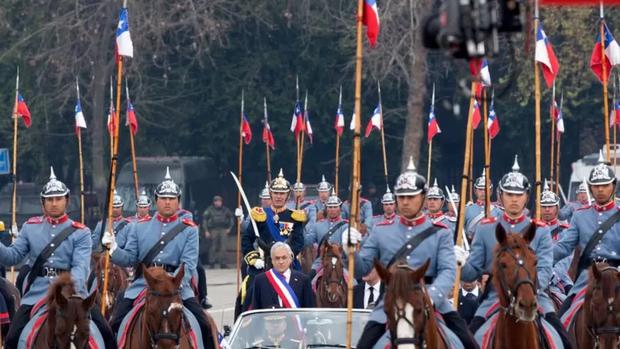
50,253,54,257
511,225,515,229
50,243,55,247
407,244,412,249
160,251,164,253
160,241,164,245
406,256,410,260
599,212,603,216
598,222,602,225
406,235,411,239
161,232,165,235
597,246,601,251
52,225,56,229
408,227,412,231
163,223,167,227
51,234,55,238
599,230,604,234
157,258,161,262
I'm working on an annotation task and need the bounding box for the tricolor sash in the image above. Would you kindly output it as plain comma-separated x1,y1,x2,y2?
264,207,286,242
265,269,300,308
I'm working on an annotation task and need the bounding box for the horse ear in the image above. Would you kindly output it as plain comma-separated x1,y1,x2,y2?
495,223,507,245
143,264,157,288
523,222,537,244
173,264,185,288
414,258,431,282
373,259,390,283
591,261,601,280
83,290,97,311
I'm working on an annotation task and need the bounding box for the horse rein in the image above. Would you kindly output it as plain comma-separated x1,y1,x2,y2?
54,294,92,347
389,279,431,348
146,289,186,348
587,266,620,348
495,245,537,317
322,256,344,287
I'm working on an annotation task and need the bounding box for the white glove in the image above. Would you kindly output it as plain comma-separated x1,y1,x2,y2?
234,207,244,221
102,230,118,254
341,227,362,246
253,258,265,270
10,224,19,239
454,245,469,266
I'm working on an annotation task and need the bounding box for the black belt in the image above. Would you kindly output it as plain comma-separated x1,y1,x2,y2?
424,276,434,285
146,263,177,273
37,267,69,278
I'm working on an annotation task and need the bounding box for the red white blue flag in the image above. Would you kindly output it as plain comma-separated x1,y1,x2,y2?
335,88,345,136
304,109,314,144
15,94,31,128
535,24,560,88
364,105,382,137
427,84,440,143
262,99,275,150
591,22,620,83
487,92,500,139
480,59,492,87
362,0,380,48
126,100,138,135
290,101,305,137
74,100,87,134
116,8,133,58
471,97,481,130
241,112,252,145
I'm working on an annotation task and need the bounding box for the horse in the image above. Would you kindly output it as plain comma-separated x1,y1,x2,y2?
89,252,128,318
31,273,97,348
491,222,540,349
315,241,347,308
375,258,447,349
0,276,21,338
570,261,620,349
121,265,219,349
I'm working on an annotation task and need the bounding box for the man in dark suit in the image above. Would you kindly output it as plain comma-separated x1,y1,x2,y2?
457,280,480,325
252,242,315,309
353,267,384,309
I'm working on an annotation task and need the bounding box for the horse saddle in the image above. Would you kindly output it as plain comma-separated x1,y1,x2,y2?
559,288,587,332
372,312,465,349
18,304,105,349
116,299,204,349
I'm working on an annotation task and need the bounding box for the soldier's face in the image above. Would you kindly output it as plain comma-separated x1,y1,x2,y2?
112,207,122,218
260,198,272,208
137,206,150,218
396,195,424,219
426,198,443,213
326,206,340,219
541,206,558,222
475,189,485,201
156,197,179,217
501,192,527,216
42,196,67,218
271,247,292,273
319,191,329,201
576,192,589,204
270,192,287,208
383,203,395,215
590,183,614,204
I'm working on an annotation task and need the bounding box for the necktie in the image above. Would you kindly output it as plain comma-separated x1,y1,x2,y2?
367,286,375,308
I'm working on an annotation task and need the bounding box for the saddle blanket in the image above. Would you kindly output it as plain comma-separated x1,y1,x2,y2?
560,287,587,330
372,311,464,349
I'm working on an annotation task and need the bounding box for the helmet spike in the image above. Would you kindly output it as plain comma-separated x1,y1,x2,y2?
543,179,549,191
386,185,391,193
407,156,416,172
49,166,57,180
433,178,438,187
512,155,520,172
165,166,172,180
321,174,326,182
598,149,605,164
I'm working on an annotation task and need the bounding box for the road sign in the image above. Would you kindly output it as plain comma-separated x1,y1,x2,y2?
0,148,10,175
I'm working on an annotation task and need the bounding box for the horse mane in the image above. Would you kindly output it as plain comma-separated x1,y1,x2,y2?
47,273,75,307
390,267,424,301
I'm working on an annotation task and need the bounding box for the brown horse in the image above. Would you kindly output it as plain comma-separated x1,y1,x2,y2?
90,252,128,318
570,261,620,349
315,241,347,308
0,276,21,338
122,265,219,349
375,258,447,349
32,273,97,349
491,222,540,349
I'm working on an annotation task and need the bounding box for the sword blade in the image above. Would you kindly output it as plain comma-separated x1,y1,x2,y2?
230,171,260,238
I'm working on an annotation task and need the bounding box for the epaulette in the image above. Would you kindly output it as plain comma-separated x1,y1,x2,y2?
250,207,267,222
291,209,307,222
432,221,449,229
25,216,43,224
480,217,497,224
71,221,86,229
576,205,591,211
182,218,197,227
531,219,547,227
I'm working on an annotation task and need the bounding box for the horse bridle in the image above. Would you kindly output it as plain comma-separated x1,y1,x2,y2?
388,269,431,348
147,289,185,348
495,245,537,317
322,256,345,287
587,266,620,348
55,294,91,348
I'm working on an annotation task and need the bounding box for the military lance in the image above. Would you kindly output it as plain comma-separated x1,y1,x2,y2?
235,90,246,293
335,85,343,195
125,77,140,200
377,81,389,188
534,0,542,220
75,77,86,224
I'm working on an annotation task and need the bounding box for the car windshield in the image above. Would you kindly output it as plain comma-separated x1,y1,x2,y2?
226,309,369,349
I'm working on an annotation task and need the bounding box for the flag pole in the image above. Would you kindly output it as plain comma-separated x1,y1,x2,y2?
468,128,474,202
346,0,364,346
378,82,389,187
298,90,308,186
264,98,272,182
534,1,542,220
125,77,140,201
101,1,128,314
295,76,301,186
483,88,491,217
9,67,20,284
550,82,556,192
451,81,478,308
235,90,245,294
601,2,611,162
556,93,563,196
335,85,343,195
76,77,85,224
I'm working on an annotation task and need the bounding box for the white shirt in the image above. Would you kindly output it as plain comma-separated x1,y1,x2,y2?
277,269,292,307
461,286,479,298
364,281,381,308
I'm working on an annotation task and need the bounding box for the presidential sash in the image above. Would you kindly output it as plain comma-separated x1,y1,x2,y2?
265,269,300,308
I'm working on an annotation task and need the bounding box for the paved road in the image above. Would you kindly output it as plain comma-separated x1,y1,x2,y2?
206,268,239,330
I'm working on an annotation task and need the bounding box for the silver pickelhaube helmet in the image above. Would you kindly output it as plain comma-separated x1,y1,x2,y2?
155,167,181,198
326,190,342,207
293,181,305,192
499,155,530,194
426,179,445,200
137,189,151,207
317,175,332,192
587,150,616,186
576,181,588,194
270,169,291,193
540,180,560,207
474,169,492,190
394,157,426,196
449,185,460,203
381,186,395,204
259,181,270,199
112,190,124,208
40,167,70,198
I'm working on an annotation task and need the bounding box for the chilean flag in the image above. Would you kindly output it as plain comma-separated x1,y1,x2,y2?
535,24,560,88
427,85,440,143
15,94,31,128
126,100,138,135
241,112,252,145
487,94,500,139
305,110,314,143
362,0,380,48
471,98,481,129
480,59,492,87
610,99,620,128
116,8,133,58
349,112,356,131
262,119,275,150
364,105,382,137
74,99,87,135
591,22,620,83
290,101,305,136
335,104,345,136
550,97,559,122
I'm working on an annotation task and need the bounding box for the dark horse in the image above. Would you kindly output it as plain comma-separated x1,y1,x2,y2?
375,259,447,349
121,265,219,349
0,276,21,339
31,273,97,348
315,241,347,307
89,252,128,318
569,261,620,349
490,222,540,349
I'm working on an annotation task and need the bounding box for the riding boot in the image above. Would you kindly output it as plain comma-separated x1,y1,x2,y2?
442,311,480,349
356,320,386,349
557,293,575,317
544,312,575,349
5,304,33,349
196,264,212,309
184,298,217,349
109,296,134,334
90,307,118,349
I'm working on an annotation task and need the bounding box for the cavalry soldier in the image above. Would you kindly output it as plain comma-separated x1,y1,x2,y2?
454,157,571,348
446,185,460,220
1,167,116,349
92,190,130,253
345,157,477,349
540,182,573,297
127,189,152,223
304,190,349,273
555,152,620,317
368,187,398,231
426,179,455,232
287,182,316,225
558,181,589,222
313,175,333,221
341,185,373,234
103,167,214,348
464,170,489,233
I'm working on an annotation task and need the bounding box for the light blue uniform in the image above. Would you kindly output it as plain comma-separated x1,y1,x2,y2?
558,201,582,222
354,214,456,319
91,216,130,253
111,213,199,300
341,198,373,226
368,213,398,232
461,214,555,317
547,220,573,293
554,202,620,298
428,212,456,234
0,215,91,304
304,217,349,270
